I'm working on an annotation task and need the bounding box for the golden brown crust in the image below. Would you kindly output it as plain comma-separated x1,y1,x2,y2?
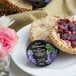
0,3,14,15
0,0,32,13
50,18,76,54
0,9,13,16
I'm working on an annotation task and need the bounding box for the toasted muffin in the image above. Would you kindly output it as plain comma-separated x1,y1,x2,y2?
50,17,76,54
30,16,60,43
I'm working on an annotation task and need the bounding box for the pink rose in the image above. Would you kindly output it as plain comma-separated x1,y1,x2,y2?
0,28,17,59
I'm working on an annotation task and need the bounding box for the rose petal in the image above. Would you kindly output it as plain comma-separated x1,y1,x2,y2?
0,28,17,57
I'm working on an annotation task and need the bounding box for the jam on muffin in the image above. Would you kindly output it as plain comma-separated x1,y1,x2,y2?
50,18,76,54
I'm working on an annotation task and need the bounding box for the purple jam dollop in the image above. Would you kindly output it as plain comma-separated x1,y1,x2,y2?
26,40,59,66
57,19,76,48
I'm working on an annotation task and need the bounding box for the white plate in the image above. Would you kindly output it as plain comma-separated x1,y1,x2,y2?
11,24,76,76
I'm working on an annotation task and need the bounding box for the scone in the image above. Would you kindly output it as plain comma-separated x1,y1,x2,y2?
0,0,32,13
30,16,60,43
50,18,76,54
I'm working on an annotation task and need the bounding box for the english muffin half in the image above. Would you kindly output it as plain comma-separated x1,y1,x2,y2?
50,17,76,54
30,16,60,43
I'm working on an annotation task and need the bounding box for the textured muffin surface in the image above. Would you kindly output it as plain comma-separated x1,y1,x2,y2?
50,18,76,54
30,16,59,43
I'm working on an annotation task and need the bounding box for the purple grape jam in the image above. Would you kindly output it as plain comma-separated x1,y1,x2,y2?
57,19,76,48
26,40,59,66
29,0,51,7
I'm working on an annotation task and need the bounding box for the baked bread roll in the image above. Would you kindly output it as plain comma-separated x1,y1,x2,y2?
50,17,76,54
0,0,32,13
30,16,59,43
0,9,13,16
0,3,13,15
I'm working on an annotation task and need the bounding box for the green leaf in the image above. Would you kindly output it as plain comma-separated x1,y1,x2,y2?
46,44,52,54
